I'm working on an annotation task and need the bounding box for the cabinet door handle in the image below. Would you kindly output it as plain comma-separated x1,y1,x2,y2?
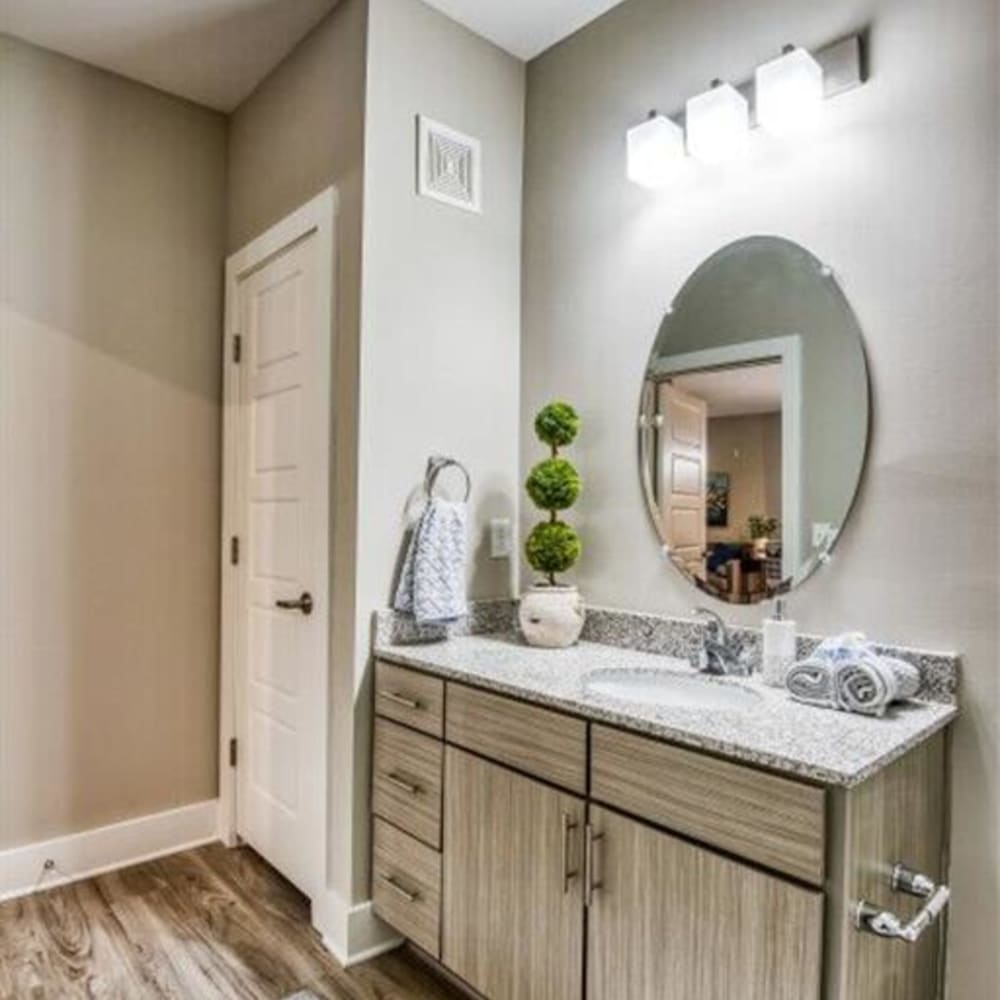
383,772,422,795
585,824,604,907
561,812,579,893
855,863,951,943
378,873,420,903
379,690,422,710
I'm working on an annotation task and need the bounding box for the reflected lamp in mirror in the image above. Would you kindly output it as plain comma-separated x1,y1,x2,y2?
638,237,870,606
627,112,685,188
685,81,749,164
756,46,825,136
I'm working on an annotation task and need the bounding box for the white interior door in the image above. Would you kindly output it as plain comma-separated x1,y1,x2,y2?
225,203,332,898
657,382,708,579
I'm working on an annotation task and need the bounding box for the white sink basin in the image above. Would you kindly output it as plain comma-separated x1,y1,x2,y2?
583,668,762,712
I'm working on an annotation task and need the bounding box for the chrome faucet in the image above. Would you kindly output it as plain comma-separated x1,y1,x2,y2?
693,608,752,676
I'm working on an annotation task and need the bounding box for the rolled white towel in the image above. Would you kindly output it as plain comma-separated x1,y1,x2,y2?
785,658,836,708
833,656,921,717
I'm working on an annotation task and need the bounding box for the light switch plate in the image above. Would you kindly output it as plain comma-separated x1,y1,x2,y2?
489,518,512,559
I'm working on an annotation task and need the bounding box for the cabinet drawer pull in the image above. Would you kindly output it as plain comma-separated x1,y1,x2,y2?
561,812,579,894
855,863,951,943
378,873,421,903
384,772,422,795
585,825,604,907
379,690,423,710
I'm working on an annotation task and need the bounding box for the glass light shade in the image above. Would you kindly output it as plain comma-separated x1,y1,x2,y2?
627,114,685,188
685,83,749,164
755,47,824,136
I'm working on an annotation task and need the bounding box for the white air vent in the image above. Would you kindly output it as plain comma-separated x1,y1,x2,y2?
417,115,482,213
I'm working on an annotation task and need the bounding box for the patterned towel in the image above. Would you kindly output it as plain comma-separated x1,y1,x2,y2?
394,497,468,625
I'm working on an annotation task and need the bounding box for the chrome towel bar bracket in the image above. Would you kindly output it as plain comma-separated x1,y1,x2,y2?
855,863,951,943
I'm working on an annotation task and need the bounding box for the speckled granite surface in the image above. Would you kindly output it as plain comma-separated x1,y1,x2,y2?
374,604,959,788
375,601,959,704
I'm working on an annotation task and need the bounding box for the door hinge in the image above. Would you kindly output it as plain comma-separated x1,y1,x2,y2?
232,334,242,363
229,738,238,768
230,536,240,565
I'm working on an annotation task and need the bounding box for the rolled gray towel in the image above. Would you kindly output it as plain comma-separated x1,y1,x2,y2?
785,658,836,708
834,656,921,717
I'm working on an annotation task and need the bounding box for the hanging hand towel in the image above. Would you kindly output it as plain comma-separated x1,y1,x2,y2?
833,656,921,717
394,496,468,625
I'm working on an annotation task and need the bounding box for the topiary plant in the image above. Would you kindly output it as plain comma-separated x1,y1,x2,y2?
525,401,582,585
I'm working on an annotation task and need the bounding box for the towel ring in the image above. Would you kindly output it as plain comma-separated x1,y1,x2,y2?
424,455,471,502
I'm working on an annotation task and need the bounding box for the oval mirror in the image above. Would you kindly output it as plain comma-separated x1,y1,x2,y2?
639,236,869,605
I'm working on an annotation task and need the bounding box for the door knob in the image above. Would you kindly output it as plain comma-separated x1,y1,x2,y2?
275,592,313,615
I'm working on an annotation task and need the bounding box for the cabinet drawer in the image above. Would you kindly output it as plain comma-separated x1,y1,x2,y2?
373,718,443,849
372,818,441,958
446,683,587,793
375,660,444,737
591,725,826,885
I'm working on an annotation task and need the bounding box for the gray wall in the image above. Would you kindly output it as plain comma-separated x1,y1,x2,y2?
343,0,525,902
0,36,228,848
522,0,999,995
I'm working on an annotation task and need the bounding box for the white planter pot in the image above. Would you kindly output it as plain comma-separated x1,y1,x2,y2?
519,585,585,648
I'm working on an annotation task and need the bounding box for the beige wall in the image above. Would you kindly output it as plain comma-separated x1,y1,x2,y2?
0,36,228,849
522,0,999,995
346,0,524,901
706,413,782,545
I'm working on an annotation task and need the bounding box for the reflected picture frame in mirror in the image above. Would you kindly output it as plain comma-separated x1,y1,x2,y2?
638,236,870,606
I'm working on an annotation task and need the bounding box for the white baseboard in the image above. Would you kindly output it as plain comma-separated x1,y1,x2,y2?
313,891,402,967
0,799,219,902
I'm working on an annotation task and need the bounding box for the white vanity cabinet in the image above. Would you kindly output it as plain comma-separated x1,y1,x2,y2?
371,658,950,1000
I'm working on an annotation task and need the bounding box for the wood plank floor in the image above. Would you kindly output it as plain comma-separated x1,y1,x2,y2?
0,843,465,1000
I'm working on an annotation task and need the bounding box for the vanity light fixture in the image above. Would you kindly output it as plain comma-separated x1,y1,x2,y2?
756,45,825,136
627,112,685,188
625,33,864,187
685,81,749,165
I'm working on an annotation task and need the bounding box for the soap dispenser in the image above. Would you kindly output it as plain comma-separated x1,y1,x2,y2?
762,598,797,687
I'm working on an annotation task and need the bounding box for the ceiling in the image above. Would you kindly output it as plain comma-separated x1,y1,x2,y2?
404,0,630,60
0,0,338,111
673,364,784,419
0,0,629,110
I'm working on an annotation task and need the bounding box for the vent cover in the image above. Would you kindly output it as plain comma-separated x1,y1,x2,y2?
417,115,482,213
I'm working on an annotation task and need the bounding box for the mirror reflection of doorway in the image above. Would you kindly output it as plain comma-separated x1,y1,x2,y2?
671,361,783,603
641,335,801,604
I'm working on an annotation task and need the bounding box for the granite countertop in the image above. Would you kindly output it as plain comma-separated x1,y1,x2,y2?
374,632,958,788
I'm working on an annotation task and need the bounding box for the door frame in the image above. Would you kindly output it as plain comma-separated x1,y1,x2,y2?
217,188,338,873
647,335,803,579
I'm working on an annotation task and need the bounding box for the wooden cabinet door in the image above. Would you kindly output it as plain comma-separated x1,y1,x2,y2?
442,747,585,1000
587,806,824,1000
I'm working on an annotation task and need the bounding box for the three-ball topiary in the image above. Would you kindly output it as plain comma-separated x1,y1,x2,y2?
525,401,582,585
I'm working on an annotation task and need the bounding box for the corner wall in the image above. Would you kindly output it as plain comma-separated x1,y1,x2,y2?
522,0,999,995
347,0,524,902
223,0,370,955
